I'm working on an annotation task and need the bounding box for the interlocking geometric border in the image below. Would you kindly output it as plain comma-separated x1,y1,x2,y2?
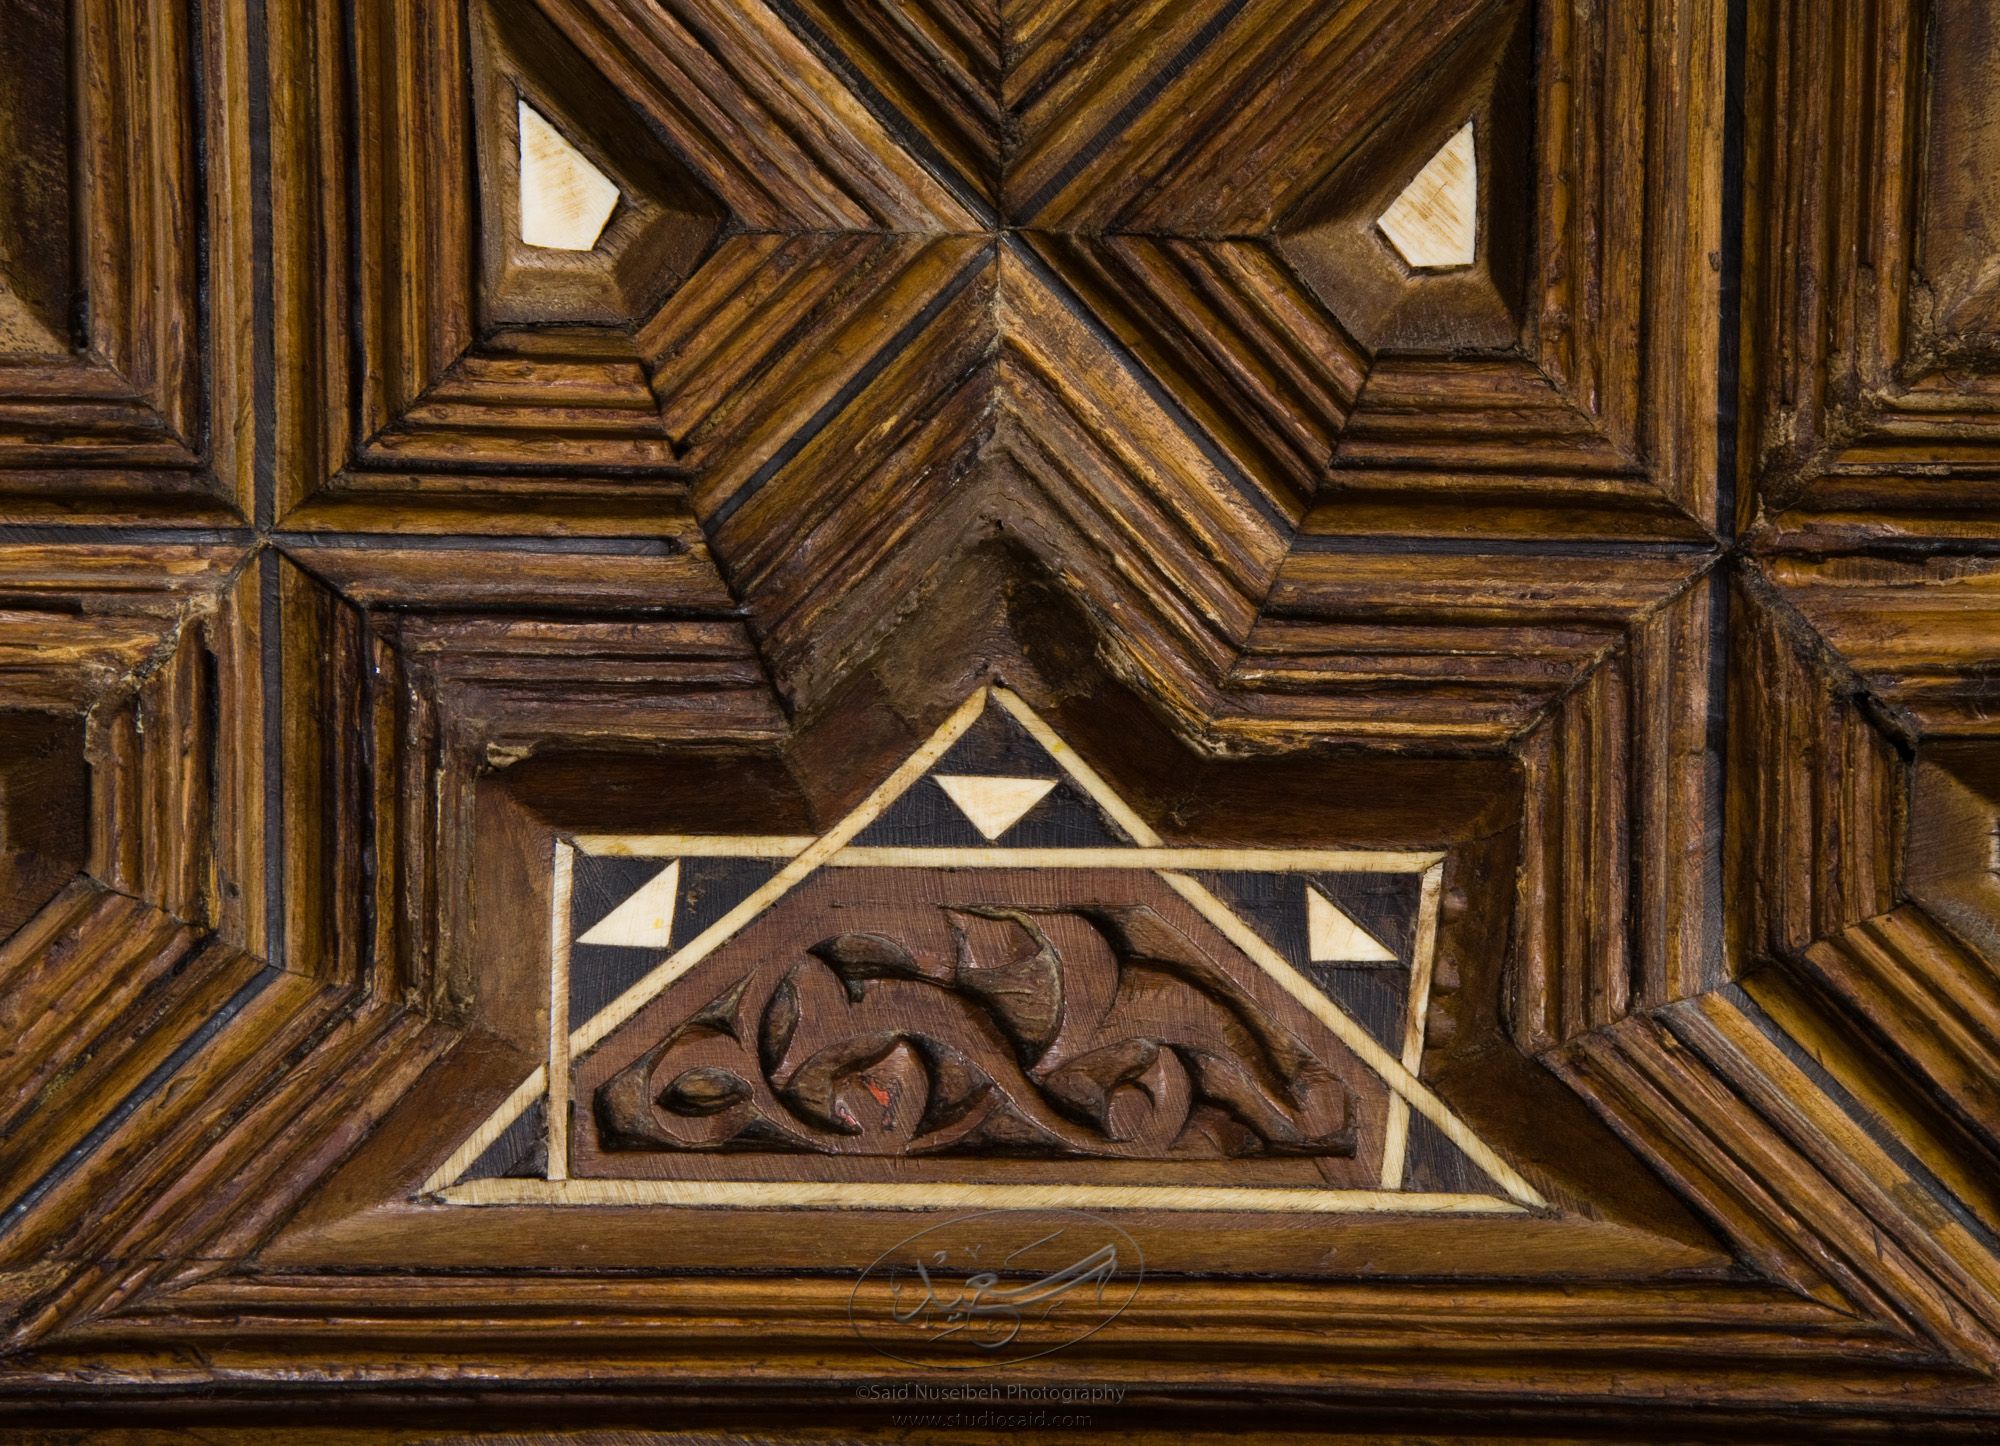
1,0,1999,1434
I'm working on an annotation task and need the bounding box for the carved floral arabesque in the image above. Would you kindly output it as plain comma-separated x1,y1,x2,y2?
598,903,1359,1162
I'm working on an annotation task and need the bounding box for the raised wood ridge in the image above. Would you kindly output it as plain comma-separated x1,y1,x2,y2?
0,0,1994,1436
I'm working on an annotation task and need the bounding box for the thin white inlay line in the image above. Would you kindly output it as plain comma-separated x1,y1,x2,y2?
567,687,994,1057
1379,860,1445,1190
439,1178,1525,1215
825,846,1445,871
572,835,816,858
576,841,1440,871
989,686,1163,847
547,841,574,1181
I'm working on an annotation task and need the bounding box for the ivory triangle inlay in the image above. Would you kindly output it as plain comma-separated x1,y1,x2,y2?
427,688,1547,1213
516,98,620,251
1307,883,1396,963
578,860,680,948
1377,121,1477,270
934,774,1058,840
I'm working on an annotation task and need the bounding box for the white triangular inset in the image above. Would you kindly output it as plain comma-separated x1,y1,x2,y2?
517,98,620,251
437,688,1547,1210
934,774,1058,841
1377,121,1477,270
1307,884,1396,963
578,860,680,948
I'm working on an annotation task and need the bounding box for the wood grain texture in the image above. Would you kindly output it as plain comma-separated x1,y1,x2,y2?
1743,0,2000,544
5,0,2000,1436
0,0,253,521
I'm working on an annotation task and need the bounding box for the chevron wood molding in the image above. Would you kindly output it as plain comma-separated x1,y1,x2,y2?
270,0,1720,549
0,0,1998,1437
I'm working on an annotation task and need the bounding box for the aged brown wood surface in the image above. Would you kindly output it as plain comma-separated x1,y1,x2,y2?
0,0,1998,1438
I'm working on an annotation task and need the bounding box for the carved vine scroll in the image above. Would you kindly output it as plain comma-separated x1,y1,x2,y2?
596,903,1357,1161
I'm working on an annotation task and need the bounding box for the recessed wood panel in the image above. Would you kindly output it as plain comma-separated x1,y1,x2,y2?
0,0,252,521
5,0,2000,1437
1746,0,2000,539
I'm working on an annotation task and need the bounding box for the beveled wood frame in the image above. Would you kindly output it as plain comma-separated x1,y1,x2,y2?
0,0,254,523
2,0,2000,1437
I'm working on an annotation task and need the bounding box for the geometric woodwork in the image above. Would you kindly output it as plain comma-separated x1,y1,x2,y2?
0,0,252,523
1,0,1999,1434
429,688,1538,1212
1743,0,2000,543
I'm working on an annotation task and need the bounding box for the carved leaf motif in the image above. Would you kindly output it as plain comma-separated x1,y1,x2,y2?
656,1065,753,1117
678,974,752,1043
1178,1048,1352,1156
910,1042,996,1138
759,972,800,1076
946,906,1066,1065
596,1041,677,1149
807,933,939,1001
779,1030,919,1135
1041,1037,1164,1133
592,902,1360,1162
599,1042,800,1152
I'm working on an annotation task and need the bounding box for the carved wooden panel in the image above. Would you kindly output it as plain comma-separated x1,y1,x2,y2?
1,0,1999,1437
430,688,1538,1215
0,0,252,521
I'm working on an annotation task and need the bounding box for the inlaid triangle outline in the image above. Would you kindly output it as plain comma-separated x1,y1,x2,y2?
576,860,680,948
1308,883,1397,963
933,774,1058,839
425,687,1543,1210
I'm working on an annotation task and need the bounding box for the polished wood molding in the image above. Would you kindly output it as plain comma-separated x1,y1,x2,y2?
2,0,2000,1437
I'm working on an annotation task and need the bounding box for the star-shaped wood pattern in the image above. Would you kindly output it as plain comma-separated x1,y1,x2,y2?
0,0,1996,1435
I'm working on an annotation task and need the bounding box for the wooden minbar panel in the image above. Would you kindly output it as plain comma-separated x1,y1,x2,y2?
0,0,1997,1438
